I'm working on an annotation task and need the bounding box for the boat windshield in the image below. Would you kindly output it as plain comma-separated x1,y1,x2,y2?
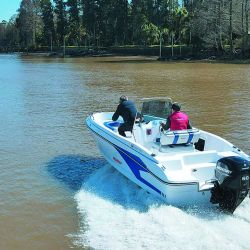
140,97,172,122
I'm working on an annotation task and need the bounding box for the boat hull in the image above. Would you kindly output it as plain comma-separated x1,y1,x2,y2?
87,115,212,207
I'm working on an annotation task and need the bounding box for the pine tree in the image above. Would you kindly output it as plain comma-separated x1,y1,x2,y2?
17,0,36,48
81,0,98,45
40,0,55,47
53,0,67,45
67,0,80,45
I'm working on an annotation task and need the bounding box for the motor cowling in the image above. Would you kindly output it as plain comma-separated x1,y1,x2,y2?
210,156,250,213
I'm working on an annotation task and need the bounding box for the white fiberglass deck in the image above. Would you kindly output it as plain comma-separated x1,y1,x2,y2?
98,113,243,183
87,101,250,212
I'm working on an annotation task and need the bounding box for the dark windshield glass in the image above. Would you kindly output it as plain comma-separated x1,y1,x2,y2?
141,98,172,120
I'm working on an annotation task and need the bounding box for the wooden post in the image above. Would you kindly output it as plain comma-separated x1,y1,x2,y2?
159,31,162,58
63,36,65,57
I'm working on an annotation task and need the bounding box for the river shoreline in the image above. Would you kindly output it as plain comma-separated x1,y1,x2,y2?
4,50,248,64
1,46,250,64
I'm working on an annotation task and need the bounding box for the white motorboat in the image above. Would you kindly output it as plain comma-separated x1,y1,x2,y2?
86,97,250,212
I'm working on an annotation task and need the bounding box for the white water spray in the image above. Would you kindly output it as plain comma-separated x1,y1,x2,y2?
73,164,250,250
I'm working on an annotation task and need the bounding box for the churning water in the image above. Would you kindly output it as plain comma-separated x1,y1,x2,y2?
73,162,250,250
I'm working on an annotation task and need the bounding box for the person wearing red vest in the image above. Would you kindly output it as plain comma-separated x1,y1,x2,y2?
161,102,192,131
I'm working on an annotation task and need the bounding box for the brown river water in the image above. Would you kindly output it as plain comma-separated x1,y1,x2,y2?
1,54,250,250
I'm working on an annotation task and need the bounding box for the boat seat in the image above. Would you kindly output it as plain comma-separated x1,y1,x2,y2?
103,121,121,131
160,128,201,146
103,120,136,140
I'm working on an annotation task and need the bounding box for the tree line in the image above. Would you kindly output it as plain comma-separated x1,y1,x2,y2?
0,0,250,57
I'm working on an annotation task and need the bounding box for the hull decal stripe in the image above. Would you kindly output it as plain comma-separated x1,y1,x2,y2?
115,145,161,194
88,119,159,164
86,122,198,187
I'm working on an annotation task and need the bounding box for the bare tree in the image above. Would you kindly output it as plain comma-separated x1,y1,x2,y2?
16,0,43,49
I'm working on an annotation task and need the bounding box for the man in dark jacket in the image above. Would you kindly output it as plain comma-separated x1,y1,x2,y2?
112,95,137,137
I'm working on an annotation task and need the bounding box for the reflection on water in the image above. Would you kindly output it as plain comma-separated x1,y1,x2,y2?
1,54,250,250
47,155,105,191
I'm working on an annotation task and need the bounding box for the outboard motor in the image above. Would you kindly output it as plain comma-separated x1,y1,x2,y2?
211,156,250,213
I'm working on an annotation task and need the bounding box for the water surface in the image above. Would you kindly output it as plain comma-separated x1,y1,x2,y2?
0,54,250,250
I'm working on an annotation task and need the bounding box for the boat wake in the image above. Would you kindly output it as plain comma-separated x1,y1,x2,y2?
71,161,250,250
233,198,250,224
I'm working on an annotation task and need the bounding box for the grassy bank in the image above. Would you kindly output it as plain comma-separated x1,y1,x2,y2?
4,44,249,63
